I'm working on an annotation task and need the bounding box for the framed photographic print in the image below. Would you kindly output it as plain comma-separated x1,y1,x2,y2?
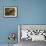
4,6,17,17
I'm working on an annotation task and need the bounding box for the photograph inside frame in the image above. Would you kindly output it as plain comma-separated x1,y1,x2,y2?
4,6,17,17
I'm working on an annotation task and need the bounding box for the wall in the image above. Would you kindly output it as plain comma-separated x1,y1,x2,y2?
0,0,46,44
